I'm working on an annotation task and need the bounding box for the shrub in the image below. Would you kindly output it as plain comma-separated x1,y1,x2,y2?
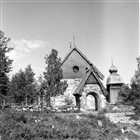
76,126,91,140
0,109,134,140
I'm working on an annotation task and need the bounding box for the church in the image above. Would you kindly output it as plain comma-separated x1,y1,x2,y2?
60,40,123,111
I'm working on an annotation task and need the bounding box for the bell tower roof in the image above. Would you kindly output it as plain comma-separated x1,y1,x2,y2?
106,59,123,85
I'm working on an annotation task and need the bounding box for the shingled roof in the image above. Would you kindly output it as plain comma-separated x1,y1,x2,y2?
73,68,108,96
61,46,104,80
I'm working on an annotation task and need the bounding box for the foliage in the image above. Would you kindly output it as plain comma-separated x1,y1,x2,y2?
118,84,131,105
0,31,13,107
8,64,37,105
129,60,140,116
43,49,67,106
0,109,129,140
118,60,140,116
36,75,46,109
129,82,140,117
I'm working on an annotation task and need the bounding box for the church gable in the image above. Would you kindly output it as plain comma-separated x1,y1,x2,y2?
86,73,98,84
61,48,91,79
61,47,104,80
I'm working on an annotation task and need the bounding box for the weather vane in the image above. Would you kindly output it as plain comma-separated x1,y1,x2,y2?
73,33,75,47
111,58,114,66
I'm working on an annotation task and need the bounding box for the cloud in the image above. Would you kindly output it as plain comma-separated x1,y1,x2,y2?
6,50,26,63
6,50,18,60
11,39,49,52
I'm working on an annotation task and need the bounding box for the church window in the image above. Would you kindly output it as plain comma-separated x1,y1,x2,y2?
73,66,79,73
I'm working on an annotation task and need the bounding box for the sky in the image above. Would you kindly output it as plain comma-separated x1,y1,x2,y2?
0,0,139,86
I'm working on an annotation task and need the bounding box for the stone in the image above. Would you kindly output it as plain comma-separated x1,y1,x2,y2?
97,120,103,127
76,115,82,119
112,106,119,111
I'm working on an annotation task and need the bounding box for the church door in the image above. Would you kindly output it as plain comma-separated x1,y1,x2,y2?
86,92,100,111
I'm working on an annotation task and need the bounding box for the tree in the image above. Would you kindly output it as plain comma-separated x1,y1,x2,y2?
118,84,131,105
129,62,140,115
24,64,37,105
9,64,37,106
43,49,67,107
36,75,46,110
118,56,140,116
0,31,13,108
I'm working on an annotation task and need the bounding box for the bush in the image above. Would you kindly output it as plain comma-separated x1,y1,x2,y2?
0,109,133,140
76,126,91,140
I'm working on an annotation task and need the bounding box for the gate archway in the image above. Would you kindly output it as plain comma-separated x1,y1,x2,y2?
86,92,100,111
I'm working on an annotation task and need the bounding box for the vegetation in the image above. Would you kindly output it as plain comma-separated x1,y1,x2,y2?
0,32,68,109
8,64,37,106
0,109,122,140
0,109,139,140
0,31,13,108
118,60,140,117
43,49,67,107
36,75,46,110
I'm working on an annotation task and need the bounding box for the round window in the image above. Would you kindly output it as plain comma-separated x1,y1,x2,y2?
73,66,79,73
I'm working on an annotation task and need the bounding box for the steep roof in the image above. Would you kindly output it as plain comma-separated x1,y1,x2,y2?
73,68,108,96
61,46,104,80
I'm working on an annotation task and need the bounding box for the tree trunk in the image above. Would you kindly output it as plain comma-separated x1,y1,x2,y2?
46,96,51,109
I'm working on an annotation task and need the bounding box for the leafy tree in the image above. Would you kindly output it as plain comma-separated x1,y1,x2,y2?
132,56,140,85
118,57,140,116
130,63,140,115
9,64,37,106
0,31,13,108
118,84,131,105
43,49,67,107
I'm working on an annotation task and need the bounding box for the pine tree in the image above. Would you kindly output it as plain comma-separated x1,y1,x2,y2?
0,31,13,108
9,64,37,106
43,49,67,107
9,69,27,105
24,64,37,105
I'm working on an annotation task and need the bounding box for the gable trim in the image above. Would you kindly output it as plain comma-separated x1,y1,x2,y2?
73,68,108,96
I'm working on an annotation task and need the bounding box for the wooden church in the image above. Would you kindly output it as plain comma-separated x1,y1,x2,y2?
61,42,108,111
50,38,124,112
